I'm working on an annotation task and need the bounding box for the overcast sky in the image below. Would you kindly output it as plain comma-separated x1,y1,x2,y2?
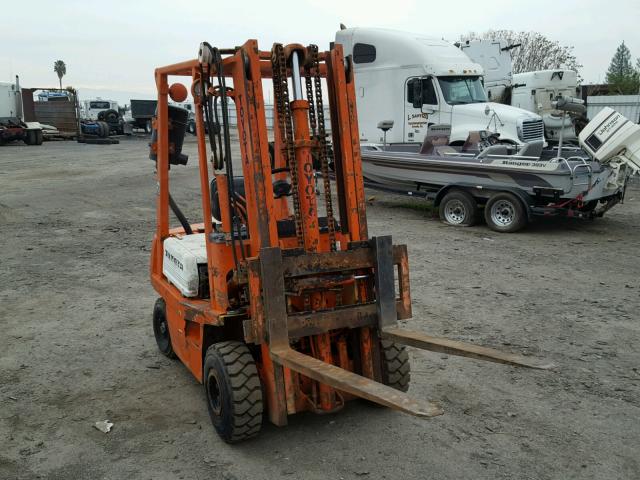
3,0,639,104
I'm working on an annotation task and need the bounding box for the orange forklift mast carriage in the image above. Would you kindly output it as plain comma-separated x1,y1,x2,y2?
149,40,551,443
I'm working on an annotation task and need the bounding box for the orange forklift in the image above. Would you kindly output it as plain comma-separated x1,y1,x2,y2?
149,40,551,443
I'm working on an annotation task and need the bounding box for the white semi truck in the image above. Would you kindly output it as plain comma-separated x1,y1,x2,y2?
335,27,545,146
0,77,44,146
459,39,581,142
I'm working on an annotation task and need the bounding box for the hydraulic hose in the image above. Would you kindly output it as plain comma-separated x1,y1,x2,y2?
169,194,193,235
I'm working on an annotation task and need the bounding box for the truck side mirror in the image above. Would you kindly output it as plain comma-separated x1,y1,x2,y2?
412,80,423,109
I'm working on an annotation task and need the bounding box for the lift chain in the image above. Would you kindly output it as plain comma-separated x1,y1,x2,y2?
272,43,304,247
304,62,318,137
308,44,337,251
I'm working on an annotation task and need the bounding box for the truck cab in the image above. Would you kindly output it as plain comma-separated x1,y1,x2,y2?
511,70,580,141
335,28,544,146
82,99,119,120
0,78,44,146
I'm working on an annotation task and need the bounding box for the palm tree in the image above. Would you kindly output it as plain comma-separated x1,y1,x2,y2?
54,60,66,90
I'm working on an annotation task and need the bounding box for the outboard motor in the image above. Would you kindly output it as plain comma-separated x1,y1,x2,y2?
149,105,189,166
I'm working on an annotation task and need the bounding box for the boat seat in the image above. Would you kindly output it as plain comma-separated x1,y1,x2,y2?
419,124,451,155
476,145,511,159
434,146,458,156
517,140,544,158
462,131,483,152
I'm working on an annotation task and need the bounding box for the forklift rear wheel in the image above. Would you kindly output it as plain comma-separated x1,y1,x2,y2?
439,190,478,227
484,192,527,233
204,341,263,443
381,341,411,392
152,298,176,359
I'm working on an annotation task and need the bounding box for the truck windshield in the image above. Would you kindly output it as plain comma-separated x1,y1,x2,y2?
90,101,111,109
437,76,487,105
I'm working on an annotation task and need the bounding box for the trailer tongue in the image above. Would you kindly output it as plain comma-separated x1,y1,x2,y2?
149,39,551,443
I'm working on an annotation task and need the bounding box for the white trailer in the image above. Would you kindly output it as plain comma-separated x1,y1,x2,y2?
335,28,544,146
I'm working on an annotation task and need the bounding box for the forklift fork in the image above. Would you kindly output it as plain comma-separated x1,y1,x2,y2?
258,236,552,420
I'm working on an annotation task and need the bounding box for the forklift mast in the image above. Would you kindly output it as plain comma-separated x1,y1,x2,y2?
149,40,551,443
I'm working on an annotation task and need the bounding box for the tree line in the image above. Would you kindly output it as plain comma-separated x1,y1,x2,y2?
464,31,640,95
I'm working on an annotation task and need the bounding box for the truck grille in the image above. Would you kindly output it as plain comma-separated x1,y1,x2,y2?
519,119,544,142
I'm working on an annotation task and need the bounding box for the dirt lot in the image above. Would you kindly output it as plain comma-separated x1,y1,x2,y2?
1,136,639,480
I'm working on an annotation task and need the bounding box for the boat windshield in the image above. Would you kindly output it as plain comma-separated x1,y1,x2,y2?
437,76,487,105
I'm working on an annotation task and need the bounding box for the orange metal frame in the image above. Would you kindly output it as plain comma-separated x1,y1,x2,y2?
149,40,409,425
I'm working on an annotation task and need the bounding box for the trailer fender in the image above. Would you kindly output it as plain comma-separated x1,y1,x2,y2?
433,183,484,206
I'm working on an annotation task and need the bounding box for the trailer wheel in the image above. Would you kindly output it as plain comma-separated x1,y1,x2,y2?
381,341,410,392
204,341,263,443
146,120,152,133
34,130,44,145
484,192,527,233
152,298,176,359
439,190,478,227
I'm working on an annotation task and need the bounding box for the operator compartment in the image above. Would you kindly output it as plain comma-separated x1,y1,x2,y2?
162,234,209,298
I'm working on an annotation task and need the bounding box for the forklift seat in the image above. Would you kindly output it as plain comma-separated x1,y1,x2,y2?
210,177,246,222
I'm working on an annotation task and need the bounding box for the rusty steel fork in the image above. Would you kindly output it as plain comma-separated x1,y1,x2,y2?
381,327,555,370
260,236,553,419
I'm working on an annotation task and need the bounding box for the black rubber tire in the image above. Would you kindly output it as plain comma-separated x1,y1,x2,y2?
203,341,263,443
103,109,119,123
23,130,36,145
579,200,599,212
380,341,411,392
439,189,478,227
187,121,196,135
484,192,527,233
97,121,109,138
152,298,176,359
34,130,44,145
84,138,119,145
146,120,152,133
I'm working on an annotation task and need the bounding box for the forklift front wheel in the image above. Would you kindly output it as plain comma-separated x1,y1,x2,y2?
204,341,263,443
381,341,411,392
152,298,176,359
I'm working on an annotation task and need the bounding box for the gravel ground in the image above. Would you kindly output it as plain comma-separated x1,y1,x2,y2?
1,136,639,480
